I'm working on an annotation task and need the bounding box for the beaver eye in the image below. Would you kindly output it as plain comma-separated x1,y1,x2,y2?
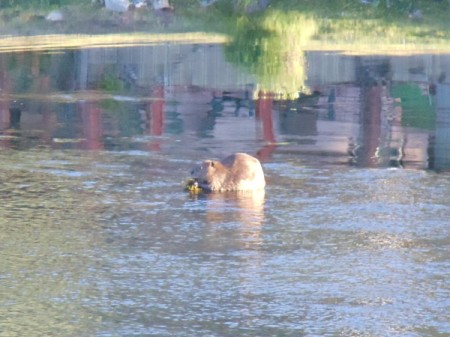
211,161,215,167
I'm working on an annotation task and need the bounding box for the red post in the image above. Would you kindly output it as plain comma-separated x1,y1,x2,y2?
147,85,165,151
256,91,276,161
79,102,103,150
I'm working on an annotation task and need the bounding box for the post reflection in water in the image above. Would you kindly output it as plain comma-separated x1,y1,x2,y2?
79,101,103,150
147,85,165,151
256,91,277,162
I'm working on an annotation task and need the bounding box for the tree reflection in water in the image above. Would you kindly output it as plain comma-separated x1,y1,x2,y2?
225,11,317,99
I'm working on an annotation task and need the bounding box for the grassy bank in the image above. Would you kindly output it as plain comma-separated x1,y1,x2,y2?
0,0,449,38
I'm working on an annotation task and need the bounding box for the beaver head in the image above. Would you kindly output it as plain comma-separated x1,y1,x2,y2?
190,160,226,191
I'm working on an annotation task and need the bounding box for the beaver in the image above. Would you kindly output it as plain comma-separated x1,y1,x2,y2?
190,153,266,192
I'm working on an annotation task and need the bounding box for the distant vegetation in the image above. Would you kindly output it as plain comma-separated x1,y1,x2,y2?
1,0,450,98
1,0,449,17
1,1,449,32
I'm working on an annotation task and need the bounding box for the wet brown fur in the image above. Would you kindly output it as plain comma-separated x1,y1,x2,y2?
190,153,265,191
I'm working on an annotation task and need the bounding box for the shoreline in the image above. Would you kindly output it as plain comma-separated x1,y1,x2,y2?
1,32,450,56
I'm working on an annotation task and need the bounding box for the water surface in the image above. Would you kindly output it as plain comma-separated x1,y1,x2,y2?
0,44,449,337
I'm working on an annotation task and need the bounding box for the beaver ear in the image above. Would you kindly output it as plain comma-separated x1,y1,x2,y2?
210,161,215,167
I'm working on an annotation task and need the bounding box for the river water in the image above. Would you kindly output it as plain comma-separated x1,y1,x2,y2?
0,44,449,337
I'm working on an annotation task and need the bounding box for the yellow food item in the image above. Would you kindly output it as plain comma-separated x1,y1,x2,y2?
185,179,202,193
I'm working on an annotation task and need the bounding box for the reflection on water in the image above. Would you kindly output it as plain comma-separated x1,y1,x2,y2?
225,11,316,98
199,190,266,249
0,43,449,337
1,46,450,170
